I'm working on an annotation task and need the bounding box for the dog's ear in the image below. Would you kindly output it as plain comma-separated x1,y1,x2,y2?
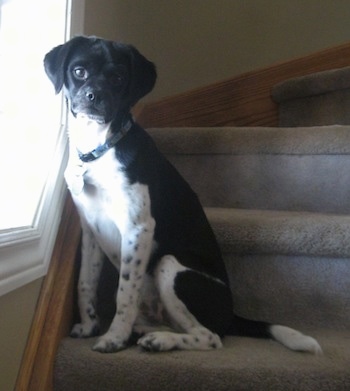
125,45,157,107
44,36,89,94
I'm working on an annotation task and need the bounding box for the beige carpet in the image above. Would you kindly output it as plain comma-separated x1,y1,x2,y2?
54,329,350,391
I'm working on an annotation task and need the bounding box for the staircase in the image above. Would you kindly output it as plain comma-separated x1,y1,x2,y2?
52,67,350,391
16,44,350,391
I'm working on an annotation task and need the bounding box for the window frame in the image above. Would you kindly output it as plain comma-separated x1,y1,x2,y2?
0,0,85,296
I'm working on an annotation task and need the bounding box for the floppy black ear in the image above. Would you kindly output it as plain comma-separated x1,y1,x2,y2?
44,36,90,93
126,45,157,107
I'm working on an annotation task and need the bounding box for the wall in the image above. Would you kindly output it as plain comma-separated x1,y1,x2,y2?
85,0,350,101
0,279,43,391
2,1,350,390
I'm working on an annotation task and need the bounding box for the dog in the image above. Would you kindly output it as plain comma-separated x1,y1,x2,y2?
44,36,321,354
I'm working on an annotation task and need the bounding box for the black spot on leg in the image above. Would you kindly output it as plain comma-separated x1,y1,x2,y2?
124,256,133,264
87,305,96,320
135,259,142,267
122,272,130,281
134,244,139,251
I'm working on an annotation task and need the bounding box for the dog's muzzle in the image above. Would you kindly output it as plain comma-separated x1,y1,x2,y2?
71,87,115,124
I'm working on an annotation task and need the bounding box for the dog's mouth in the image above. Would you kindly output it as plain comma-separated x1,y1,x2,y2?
74,112,107,124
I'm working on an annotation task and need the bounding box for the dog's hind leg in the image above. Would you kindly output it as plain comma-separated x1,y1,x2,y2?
71,224,104,338
138,255,232,351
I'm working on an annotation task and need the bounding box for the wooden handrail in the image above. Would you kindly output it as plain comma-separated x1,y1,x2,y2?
15,40,350,391
138,41,350,128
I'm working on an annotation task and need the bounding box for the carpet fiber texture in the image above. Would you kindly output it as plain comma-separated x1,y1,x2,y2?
54,330,350,391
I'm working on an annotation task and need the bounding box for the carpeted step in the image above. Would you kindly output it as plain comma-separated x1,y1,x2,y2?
206,207,350,329
148,126,350,214
207,208,350,258
272,66,350,126
54,329,350,391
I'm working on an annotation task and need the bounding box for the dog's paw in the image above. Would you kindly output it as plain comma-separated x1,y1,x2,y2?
138,330,223,351
138,331,178,352
70,321,100,338
92,332,128,353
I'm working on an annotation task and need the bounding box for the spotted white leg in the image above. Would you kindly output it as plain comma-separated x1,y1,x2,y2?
138,255,223,351
93,221,155,353
71,224,104,338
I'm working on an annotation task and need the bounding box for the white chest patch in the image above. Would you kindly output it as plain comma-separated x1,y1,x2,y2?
65,148,154,268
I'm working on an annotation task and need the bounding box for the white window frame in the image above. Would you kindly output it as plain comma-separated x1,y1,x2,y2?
0,0,85,296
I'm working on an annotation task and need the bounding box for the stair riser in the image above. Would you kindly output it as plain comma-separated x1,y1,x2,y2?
168,154,350,213
279,90,350,126
224,254,349,329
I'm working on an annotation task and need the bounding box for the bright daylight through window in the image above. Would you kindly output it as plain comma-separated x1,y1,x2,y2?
0,0,73,295
0,0,68,230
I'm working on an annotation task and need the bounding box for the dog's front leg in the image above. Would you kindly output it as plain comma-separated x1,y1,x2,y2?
71,223,104,338
93,221,155,353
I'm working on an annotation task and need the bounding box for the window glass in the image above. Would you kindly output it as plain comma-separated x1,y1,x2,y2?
0,0,81,296
0,0,68,230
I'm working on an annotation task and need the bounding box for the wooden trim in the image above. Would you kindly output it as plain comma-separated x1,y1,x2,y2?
15,194,80,391
138,41,350,128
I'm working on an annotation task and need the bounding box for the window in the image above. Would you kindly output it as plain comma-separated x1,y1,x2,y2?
0,0,85,295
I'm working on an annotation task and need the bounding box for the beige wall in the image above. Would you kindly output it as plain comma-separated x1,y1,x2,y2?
0,278,43,391
2,1,350,390
84,0,350,101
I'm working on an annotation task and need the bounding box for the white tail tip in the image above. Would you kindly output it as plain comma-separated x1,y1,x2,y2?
270,325,322,354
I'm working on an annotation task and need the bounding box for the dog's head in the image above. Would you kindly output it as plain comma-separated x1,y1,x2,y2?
44,36,156,124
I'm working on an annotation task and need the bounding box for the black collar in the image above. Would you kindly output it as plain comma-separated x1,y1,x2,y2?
77,117,133,162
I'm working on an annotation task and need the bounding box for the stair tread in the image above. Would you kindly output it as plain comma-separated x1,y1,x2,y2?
272,65,350,102
148,125,350,155
206,207,350,257
54,329,350,391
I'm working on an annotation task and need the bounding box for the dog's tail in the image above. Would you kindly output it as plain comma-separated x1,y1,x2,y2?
228,314,322,354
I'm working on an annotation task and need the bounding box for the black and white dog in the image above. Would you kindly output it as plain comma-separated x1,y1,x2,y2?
44,36,321,354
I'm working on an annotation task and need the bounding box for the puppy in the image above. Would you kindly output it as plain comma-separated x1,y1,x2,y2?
44,36,321,354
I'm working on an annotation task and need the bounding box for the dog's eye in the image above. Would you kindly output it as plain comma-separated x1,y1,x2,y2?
73,67,88,80
110,73,125,86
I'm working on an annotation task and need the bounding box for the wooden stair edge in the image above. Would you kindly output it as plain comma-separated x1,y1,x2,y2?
137,40,350,128
15,194,81,391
